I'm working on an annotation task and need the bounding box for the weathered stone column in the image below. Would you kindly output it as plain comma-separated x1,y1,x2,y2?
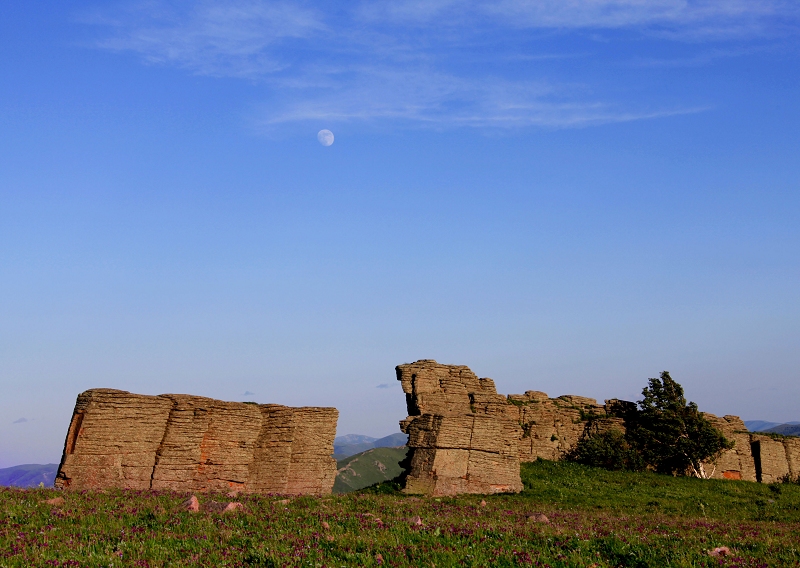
397,360,523,496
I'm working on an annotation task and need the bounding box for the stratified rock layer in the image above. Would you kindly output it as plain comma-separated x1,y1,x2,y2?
397,360,798,494
397,361,523,496
55,389,337,495
701,415,757,481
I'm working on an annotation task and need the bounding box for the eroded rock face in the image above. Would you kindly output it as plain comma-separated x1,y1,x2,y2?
397,361,523,496
784,438,800,481
397,360,794,493
55,389,337,495
507,392,618,462
701,415,757,482
751,435,791,484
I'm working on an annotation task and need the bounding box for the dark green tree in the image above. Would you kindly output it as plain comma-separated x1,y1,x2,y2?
566,429,644,471
626,371,733,478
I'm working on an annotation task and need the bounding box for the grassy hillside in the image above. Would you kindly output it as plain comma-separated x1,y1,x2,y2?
0,464,57,488
1,460,799,566
520,458,800,522
333,446,408,493
333,433,408,460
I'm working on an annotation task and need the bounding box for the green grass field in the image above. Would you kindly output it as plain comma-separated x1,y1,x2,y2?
2,460,799,567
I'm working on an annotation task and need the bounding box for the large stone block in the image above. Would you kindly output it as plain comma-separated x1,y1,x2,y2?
701,414,757,482
751,435,790,484
397,361,523,496
784,438,800,481
55,389,338,494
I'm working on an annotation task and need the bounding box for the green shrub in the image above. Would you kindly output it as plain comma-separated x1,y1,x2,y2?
566,430,644,471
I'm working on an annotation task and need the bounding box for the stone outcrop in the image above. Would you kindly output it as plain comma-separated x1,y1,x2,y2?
396,360,798,494
507,392,626,462
783,438,800,481
701,415,757,481
55,389,338,495
699,416,800,484
750,435,790,484
397,361,524,496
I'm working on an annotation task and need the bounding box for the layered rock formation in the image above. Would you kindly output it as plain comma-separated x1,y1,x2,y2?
506,392,627,462
397,361,523,496
55,389,337,494
701,415,757,481
397,360,798,495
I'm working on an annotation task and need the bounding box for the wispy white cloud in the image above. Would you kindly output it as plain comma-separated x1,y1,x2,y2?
361,0,799,38
84,0,797,129
96,1,324,77
257,66,708,128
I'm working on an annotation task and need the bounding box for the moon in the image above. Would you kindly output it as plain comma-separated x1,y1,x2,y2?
317,129,334,147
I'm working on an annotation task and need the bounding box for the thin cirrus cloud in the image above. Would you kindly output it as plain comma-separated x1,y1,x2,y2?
86,0,797,129
362,0,798,36
95,1,325,77
258,67,708,127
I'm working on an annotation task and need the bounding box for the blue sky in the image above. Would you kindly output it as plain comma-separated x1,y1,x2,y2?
1,1,799,467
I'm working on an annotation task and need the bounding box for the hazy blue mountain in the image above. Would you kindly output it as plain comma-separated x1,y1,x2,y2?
334,434,376,446
373,433,408,448
333,432,408,459
0,464,58,488
744,420,781,431
745,420,800,434
765,424,800,436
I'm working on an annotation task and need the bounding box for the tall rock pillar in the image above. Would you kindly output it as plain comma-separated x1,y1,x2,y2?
397,360,523,496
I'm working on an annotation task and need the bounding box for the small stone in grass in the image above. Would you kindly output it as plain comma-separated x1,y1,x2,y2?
411,515,423,527
321,521,330,530
480,499,487,507
276,499,291,505
223,502,243,513
709,546,731,557
375,553,384,565
184,495,200,512
45,497,65,506
527,513,549,523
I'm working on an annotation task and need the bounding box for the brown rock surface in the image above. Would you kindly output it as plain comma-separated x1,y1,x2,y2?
397,360,523,496
507,391,631,462
701,414,757,482
783,438,800,481
55,389,173,491
751,435,790,483
55,389,337,495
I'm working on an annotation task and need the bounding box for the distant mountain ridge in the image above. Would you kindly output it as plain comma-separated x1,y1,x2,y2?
765,424,800,436
0,464,58,488
333,433,407,459
744,420,800,436
333,434,377,446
